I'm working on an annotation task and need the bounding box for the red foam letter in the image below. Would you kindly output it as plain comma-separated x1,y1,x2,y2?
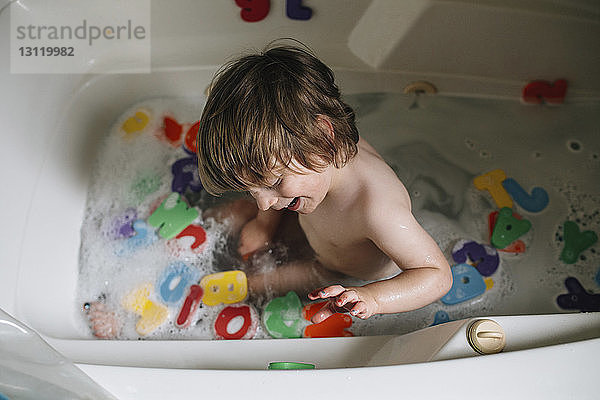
214,305,256,339
235,0,270,22
184,121,200,153
302,301,353,338
176,285,203,328
522,79,567,105
176,224,206,250
162,116,183,146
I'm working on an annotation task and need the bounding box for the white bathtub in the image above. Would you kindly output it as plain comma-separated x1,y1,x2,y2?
1,1,599,399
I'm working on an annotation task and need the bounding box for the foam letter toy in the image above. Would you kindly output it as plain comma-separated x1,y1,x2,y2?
184,121,200,153
171,153,203,194
214,305,258,340
473,169,513,209
148,192,199,239
176,285,203,328
130,174,161,203
441,264,487,305
162,116,183,146
122,283,168,336
286,0,312,20
105,208,138,239
157,262,201,305
501,178,549,213
488,211,526,253
176,224,206,250
522,79,567,105
556,277,600,312
452,240,499,276
116,219,158,256
491,207,531,249
168,224,207,257
304,314,353,338
166,225,208,258
302,301,328,322
560,221,598,264
263,291,305,338
431,310,451,326
122,110,150,138
235,0,270,22
200,270,248,306
302,302,353,338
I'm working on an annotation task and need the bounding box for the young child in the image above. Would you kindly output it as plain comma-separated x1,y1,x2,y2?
197,44,452,323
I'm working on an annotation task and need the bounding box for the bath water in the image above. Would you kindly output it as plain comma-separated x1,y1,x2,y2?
76,92,600,340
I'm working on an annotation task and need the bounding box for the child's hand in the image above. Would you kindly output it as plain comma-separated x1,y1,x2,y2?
308,285,379,323
238,217,273,258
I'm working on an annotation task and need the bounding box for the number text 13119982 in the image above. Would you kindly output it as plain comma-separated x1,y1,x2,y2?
19,46,75,56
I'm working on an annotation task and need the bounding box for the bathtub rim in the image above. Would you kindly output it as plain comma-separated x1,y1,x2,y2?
36,313,600,370
75,335,600,400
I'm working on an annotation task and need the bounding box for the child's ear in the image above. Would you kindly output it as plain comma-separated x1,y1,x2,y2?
316,115,334,140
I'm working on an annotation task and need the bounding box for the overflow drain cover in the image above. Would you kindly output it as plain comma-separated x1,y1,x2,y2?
467,319,506,355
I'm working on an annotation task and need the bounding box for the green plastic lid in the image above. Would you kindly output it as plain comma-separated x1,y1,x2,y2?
268,362,316,370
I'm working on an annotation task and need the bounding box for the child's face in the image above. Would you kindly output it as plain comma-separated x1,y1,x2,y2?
248,159,333,214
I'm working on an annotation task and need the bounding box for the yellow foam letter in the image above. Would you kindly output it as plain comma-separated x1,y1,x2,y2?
200,271,248,306
121,109,150,139
123,283,168,336
473,169,513,209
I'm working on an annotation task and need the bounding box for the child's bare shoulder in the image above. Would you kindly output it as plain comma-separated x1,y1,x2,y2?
354,139,412,210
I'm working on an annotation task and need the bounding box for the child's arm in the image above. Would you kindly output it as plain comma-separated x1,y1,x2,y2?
238,208,282,257
309,206,452,322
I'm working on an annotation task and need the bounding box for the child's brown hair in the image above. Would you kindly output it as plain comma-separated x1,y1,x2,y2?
197,42,359,195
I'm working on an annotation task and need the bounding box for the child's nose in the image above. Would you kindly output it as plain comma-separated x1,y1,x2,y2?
254,191,278,211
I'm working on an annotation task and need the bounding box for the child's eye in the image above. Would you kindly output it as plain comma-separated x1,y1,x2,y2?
269,178,283,189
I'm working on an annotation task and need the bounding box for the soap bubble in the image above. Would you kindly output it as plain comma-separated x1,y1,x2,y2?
567,139,583,153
